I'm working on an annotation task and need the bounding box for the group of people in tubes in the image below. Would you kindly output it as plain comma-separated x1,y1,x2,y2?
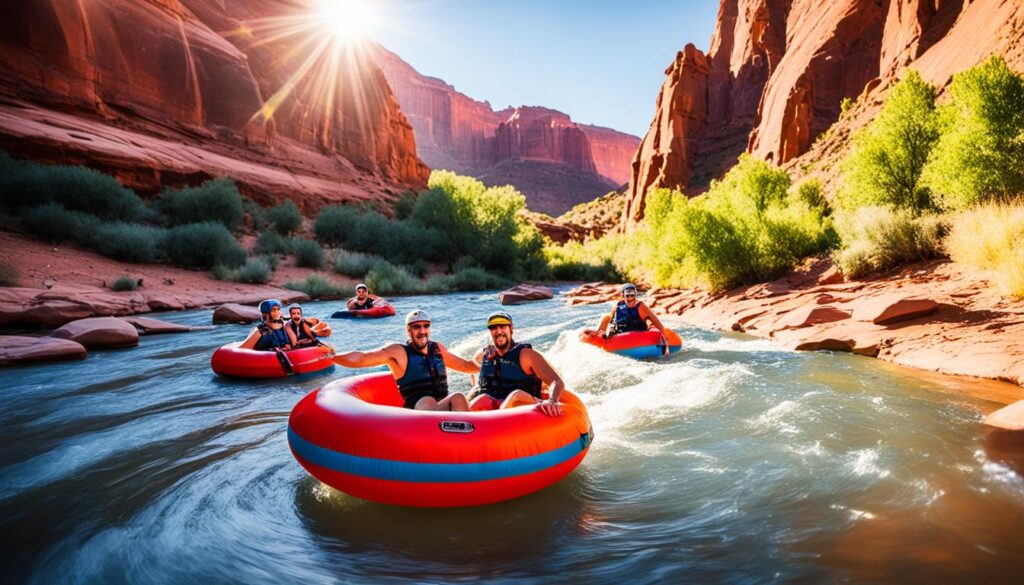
241,282,668,417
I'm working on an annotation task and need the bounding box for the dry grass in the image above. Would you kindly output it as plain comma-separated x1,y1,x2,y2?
945,200,1024,298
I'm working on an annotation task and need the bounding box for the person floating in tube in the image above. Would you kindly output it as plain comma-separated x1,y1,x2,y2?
331,309,478,411
347,283,389,311
468,312,565,417
284,303,332,348
239,299,298,351
581,283,669,341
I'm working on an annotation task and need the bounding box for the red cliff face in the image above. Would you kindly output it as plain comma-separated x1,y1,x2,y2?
0,0,428,211
624,0,1024,231
377,48,639,214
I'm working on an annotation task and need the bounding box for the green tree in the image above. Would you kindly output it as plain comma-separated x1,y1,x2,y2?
839,70,939,212
922,56,1024,210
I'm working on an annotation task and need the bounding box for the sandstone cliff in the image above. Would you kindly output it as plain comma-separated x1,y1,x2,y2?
376,48,637,214
624,0,1024,230
0,0,428,211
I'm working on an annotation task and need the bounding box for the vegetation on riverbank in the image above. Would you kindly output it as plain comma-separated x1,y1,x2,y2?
543,56,1024,295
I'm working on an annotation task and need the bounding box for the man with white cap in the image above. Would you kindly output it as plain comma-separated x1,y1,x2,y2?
346,283,388,311
332,309,477,411
582,283,668,340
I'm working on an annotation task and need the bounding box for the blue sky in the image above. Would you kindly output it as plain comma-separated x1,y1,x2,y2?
374,0,719,137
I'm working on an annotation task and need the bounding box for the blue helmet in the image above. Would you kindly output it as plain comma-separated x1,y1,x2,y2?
258,299,283,314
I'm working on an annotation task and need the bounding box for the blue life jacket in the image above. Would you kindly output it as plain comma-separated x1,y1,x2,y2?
395,341,448,408
254,320,290,350
479,342,542,400
351,297,374,310
612,300,647,334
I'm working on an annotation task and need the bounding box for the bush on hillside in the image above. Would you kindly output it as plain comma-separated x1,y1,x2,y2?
157,178,244,229
164,222,245,269
111,276,139,291
393,190,418,220
839,70,939,213
833,206,946,278
944,201,1024,298
0,260,18,287
544,241,623,282
253,230,292,256
432,266,510,292
212,257,273,284
365,261,422,295
292,237,324,268
333,250,382,278
20,204,100,245
922,56,1024,210
0,156,145,221
314,204,361,246
264,199,303,234
790,179,829,214
93,222,168,263
282,275,345,299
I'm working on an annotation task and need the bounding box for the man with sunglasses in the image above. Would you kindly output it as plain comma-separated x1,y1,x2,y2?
332,309,477,411
582,283,668,340
469,312,565,417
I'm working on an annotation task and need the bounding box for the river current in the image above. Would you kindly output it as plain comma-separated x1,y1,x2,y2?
2,290,1023,583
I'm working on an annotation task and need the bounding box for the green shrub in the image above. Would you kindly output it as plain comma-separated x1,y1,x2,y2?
365,261,422,295
164,222,245,269
93,222,168,263
111,276,139,291
833,206,946,278
314,205,361,246
157,178,244,229
292,237,324,268
434,267,510,291
265,199,303,234
253,230,292,256
212,257,273,284
0,260,18,287
545,242,622,281
282,275,345,299
333,250,381,277
945,200,1024,298
241,196,266,230
839,70,939,212
394,190,418,220
0,159,145,221
259,253,279,271
922,56,1024,210
20,204,100,245
790,179,829,214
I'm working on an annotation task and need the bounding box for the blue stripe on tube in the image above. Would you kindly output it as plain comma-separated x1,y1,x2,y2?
288,427,588,483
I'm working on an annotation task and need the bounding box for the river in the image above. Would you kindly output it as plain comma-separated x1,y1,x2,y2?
2,290,1022,583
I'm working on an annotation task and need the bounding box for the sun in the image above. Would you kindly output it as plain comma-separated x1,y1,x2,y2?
312,0,377,42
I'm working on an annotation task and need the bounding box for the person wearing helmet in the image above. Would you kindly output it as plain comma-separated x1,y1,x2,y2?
332,309,478,411
469,312,565,417
285,303,318,348
581,283,668,340
240,299,298,351
346,283,388,311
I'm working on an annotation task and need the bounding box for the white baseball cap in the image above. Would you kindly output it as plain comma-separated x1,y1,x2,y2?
405,309,431,325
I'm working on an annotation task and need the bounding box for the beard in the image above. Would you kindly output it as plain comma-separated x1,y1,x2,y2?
410,333,430,350
492,333,511,350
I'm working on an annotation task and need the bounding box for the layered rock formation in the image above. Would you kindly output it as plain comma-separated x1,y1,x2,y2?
0,0,428,211
376,48,638,214
624,0,1024,230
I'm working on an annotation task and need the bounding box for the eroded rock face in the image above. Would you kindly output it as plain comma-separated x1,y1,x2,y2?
0,0,428,211
0,336,87,366
377,48,638,212
213,303,261,324
623,0,1024,230
498,284,555,306
51,317,140,348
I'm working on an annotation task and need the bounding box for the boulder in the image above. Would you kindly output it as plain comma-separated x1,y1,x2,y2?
123,316,209,335
213,303,261,324
0,335,87,365
775,305,851,331
499,284,555,306
851,295,939,325
50,317,139,348
984,400,1024,432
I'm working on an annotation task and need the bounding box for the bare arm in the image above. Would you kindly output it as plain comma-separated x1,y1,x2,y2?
240,327,260,350
346,297,357,310
283,324,298,347
333,343,401,372
640,302,667,336
598,312,613,336
438,343,480,374
522,348,564,403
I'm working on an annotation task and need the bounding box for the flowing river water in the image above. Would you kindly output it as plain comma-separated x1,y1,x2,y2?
2,290,1023,583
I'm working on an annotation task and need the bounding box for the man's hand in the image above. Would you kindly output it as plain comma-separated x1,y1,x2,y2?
537,399,563,417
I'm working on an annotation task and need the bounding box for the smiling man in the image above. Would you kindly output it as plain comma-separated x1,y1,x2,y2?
583,283,668,340
469,312,564,417
331,309,477,411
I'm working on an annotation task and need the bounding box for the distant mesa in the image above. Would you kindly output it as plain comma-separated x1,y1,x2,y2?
624,0,1024,231
0,0,428,212
376,47,639,215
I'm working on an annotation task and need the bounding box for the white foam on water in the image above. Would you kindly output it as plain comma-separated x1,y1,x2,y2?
745,391,826,436
846,448,892,479
908,478,945,507
830,503,878,521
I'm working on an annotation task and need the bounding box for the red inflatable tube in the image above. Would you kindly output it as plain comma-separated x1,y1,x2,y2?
288,372,594,507
211,343,335,378
330,304,396,319
581,327,683,359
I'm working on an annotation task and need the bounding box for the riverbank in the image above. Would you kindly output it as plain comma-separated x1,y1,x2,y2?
0,231,337,328
567,257,1024,390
